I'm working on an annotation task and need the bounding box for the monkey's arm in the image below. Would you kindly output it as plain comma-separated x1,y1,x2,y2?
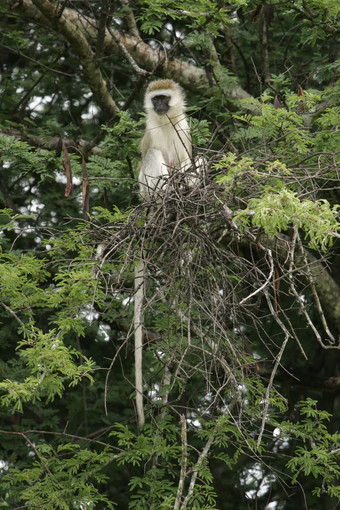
141,131,153,159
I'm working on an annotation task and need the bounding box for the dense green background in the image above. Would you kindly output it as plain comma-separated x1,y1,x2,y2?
0,0,339,508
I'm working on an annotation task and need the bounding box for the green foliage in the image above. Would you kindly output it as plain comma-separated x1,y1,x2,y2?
0,0,340,508
215,153,256,186
0,252,48,312
280,399,340,498
0,326,95,412
216,154,340,250
137,0,242,35
247,187,339,251
233,95,313,155
189,117,212,147
2,443,115,509
0,136,58,181
110,419,180,508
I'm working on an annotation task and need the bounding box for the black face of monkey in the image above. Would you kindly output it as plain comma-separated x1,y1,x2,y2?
151,94,170,115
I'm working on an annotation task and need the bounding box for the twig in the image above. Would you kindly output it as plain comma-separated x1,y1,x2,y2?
181,436,214,508
257,296,291,446
108,27,149,75
240,248,274,304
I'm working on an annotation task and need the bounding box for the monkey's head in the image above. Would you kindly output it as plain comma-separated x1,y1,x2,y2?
144,79,185,118
151,94,170,115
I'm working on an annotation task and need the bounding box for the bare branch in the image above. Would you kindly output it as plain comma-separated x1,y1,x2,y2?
240,248,274,304
108,27,149,76
181,435,214,508
257,306,291,446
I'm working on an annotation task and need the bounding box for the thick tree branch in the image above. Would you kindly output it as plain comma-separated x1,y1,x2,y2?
0,128,102,156
29,0,118,121
1,0,251,100
95,0,111,61
119,0,139,38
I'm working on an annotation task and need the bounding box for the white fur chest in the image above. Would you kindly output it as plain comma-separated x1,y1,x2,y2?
146,115,191,168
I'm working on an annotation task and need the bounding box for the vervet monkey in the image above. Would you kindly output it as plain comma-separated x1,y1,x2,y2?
135,79,204,428
138,79,193,198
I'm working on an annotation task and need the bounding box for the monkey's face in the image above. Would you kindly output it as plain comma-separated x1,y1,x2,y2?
151,94,170,115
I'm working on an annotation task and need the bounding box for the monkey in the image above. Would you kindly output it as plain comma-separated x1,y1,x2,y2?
134,79,205,428
138,79,193,198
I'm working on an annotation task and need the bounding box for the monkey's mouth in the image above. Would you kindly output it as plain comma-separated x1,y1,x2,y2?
154,105,169,115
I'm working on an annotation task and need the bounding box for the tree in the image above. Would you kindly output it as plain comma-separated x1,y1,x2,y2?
0,0,339,508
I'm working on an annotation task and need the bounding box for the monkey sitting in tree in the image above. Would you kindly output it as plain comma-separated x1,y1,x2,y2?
135,79,204,428
139,79,194,199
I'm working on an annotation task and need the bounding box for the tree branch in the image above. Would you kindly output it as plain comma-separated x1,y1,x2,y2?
2,0,251,100
264,234,340,335
0,128,102,157
181,435,214,508
119,0,139,38
20,0,119,121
